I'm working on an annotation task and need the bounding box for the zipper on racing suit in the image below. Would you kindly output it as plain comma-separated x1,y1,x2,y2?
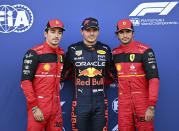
129,81,145,123
55,53,62,117
129,81,137,118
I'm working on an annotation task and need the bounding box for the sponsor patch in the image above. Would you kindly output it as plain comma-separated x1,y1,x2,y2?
75,50,82,56
97,50,106,55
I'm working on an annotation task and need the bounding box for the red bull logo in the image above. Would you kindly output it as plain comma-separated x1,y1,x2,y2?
78,67,102,77
71,101,78,131
76,78,104,86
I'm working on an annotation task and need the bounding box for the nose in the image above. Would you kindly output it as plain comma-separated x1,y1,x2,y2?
123,32,127,37
55,32,60,37
89,30,94,35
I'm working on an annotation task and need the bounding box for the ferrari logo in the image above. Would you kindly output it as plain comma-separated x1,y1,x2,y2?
60,55,63,63
130,54,135,62
56,20,59,24
123,22,126,25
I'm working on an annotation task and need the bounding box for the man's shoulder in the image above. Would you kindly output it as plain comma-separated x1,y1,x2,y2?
30,43,44,52
59,47,65,54
68,41,83,51
134,41,151,50
23,43,44,58
112,46,120,55
97,41,111,51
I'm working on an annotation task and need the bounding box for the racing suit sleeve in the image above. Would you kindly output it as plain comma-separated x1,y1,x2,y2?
105,46,118,85
143,48,159,106
60,47,73,81
21,50,38,109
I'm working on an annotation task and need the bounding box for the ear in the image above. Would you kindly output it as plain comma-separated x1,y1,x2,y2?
97,29,100,35
44,31,47,38
81,30,83,36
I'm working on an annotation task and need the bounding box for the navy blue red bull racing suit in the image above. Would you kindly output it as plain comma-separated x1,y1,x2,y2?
112,40,159,131
21,41,64,131
61,41,116,131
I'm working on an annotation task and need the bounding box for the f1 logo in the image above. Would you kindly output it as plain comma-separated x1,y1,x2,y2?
129,2,178,16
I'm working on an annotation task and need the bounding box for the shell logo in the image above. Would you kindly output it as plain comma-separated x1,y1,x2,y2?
97,50,106,55
116,64,121,71
43,64,50,71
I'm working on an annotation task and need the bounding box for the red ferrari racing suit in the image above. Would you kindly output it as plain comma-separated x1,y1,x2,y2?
21,41,64,131
112,40,159,131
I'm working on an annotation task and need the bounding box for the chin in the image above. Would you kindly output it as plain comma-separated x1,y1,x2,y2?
122,40,130,44
52,43,58,47
89,39,96,43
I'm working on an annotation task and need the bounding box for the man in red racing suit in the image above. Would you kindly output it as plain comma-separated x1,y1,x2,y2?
112,19,159,131
21,19,65,131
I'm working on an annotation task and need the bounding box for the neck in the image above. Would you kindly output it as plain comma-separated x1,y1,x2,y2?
121,39,133,46
83,40,96,47
46,41,59,48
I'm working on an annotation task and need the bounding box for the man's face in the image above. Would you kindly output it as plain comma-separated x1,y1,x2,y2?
44,28,63,48
81,27,99,45
117,29,134,45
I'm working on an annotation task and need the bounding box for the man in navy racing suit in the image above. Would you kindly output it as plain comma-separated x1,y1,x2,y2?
61,17,116,131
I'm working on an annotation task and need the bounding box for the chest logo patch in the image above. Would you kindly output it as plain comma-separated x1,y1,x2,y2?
97,50,106,55
75,50,82,56
79,67,102,77
116,64,121,71
130,54,135,62
60,55,63,63
43,64,50,71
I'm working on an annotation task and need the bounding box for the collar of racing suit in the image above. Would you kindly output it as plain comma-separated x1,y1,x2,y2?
81,41,100,51
44,41,60,53
119,40,136,51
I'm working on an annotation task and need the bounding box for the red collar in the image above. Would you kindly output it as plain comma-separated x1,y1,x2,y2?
119,40,136,50
44,41,60,53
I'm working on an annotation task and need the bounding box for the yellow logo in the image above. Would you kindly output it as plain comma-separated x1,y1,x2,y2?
97,50,106,55
130,54,135,62
60,55,63,63
56,20,59,24
43,64,50,71
116,64,121,71
123,22,126,25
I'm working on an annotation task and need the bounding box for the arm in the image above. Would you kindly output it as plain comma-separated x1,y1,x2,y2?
21,50,44,121
60,46,73,81
105,46,118,85
143,48,159,106
142,48,159,121
21,50,38,109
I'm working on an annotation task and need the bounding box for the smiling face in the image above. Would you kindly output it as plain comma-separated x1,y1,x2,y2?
44,27,63,48
117,29,134,46
81,27,99,46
